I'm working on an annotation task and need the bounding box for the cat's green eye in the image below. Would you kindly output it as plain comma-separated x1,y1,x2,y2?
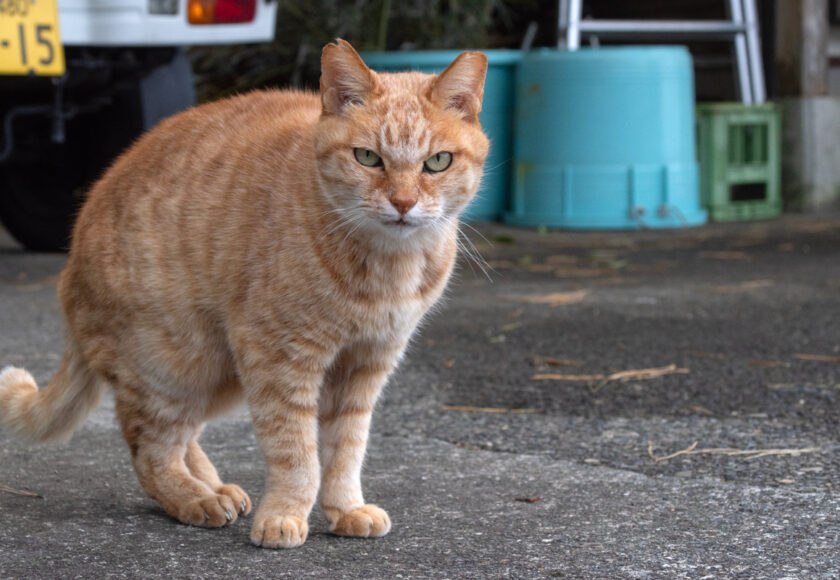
354,148,383,167
424,152,453,173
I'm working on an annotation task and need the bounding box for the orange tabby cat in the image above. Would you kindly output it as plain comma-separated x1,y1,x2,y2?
0,40,488,548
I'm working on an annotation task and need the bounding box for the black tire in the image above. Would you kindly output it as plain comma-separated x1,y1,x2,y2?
0,48,195,252
0,146,87,252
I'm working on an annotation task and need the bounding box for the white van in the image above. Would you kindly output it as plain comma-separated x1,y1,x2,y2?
0,0,277,250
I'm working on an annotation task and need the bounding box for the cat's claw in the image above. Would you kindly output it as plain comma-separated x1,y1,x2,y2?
180,494,239,528
216,484,252,516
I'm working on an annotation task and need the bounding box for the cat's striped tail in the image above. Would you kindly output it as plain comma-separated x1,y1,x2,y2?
0,340,105,443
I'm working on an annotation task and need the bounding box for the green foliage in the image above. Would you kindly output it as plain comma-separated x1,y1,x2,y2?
190,0,528,102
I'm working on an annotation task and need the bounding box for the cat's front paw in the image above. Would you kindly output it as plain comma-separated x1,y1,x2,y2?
328,504,391,538
250,513,309,549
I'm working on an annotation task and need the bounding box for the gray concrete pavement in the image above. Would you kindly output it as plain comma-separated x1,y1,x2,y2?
1,216,839,578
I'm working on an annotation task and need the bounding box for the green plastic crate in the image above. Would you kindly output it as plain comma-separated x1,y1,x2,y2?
697,102,781,221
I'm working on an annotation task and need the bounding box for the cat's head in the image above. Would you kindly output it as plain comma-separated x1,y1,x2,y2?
313,40,489,244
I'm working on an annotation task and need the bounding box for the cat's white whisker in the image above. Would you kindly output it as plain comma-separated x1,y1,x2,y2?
339,216,367,246
321,208,367,240
458,219,494,247
448,217,494,282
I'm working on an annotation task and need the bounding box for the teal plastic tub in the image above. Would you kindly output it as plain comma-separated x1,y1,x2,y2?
506,47,707,229
361,50,521,222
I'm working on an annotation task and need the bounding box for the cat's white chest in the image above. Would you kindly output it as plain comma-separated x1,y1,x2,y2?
353,291,428,343
322,237,454,344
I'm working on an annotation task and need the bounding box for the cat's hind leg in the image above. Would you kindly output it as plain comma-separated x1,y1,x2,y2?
115,390,242,528
185,435,252,516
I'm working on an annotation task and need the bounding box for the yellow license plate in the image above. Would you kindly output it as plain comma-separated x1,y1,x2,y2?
0,0,64,76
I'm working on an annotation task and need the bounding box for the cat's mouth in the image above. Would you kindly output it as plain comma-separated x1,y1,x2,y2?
379,215,423,236
369,210,427,235
384,215,420,228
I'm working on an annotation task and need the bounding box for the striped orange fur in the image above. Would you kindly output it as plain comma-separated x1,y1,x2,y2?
0,40,488,548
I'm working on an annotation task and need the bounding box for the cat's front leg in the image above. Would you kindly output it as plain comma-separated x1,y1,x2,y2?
318,342,401,538
238,349,329,549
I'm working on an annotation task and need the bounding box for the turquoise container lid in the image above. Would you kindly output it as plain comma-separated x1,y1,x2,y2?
360,49,522,68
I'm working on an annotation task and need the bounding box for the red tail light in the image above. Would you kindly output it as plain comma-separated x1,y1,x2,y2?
188,0,256,24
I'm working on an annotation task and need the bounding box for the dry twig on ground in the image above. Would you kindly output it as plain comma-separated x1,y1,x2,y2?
0,483,43,498
532,364,689,384
441,405,539,414
794,353,840,363
509,290,588,307
647,441,821,462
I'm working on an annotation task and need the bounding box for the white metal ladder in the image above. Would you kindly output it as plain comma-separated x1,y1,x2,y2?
557,0,765,104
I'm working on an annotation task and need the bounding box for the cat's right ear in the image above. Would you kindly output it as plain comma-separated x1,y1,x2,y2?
429,51,488,122
320,39,381,116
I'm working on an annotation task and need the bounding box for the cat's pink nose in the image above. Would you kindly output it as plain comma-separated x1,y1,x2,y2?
390,195,417,215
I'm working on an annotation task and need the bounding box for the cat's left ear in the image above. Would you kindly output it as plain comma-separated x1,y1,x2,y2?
321,39,381,116
429,51,488,122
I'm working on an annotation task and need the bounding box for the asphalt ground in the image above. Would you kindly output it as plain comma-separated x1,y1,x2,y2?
0,215,838,579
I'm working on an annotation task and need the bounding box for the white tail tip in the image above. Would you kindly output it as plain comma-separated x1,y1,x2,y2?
0,366,36,390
